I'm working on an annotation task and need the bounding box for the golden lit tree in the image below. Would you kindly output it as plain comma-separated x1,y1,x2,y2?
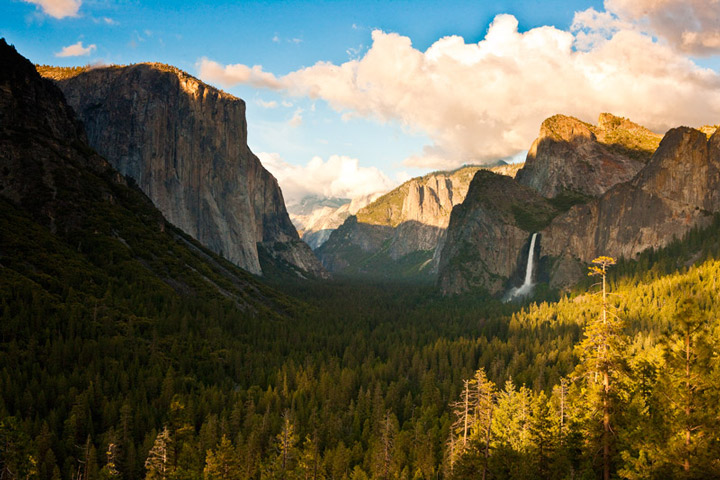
579,256,623,480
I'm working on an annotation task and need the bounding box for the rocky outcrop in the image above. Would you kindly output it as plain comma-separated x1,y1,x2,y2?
43,63,325,278
317,166,486,278
516,113,662,198
437,170,558,295
438,121,720,296
541,126,720,288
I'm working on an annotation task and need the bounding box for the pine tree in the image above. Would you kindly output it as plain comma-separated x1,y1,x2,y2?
655,296,720,477
528,392,556,479
295,434,324,480
470,369,495,480
203,435,240,480
98,443,120,480
492,380,531,453
449,379,471,459
277,411,297,475
144,427,173,480
578,256,623,480
0,417,37,480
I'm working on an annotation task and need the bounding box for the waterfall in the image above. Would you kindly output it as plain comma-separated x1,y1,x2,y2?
504,232,538,301
521,232,537,288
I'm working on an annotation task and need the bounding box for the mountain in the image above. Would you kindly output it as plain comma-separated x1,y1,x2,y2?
39,63,326,278
438,114,720,296
316,165,520,278
287,192,385,250
542,125,720,288
0,38,288,312
515,113,662,199
437,170,558,295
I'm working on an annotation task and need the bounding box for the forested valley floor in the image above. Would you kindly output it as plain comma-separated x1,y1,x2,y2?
3,209,720,480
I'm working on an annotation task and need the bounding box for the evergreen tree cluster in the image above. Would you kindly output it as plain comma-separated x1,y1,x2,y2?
3,197,720,479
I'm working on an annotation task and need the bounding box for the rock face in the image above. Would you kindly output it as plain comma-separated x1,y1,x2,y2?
1,39,284,311
44,63,325,277
317,165,517,278
437,170,558,295
438,116,720,296
541,126,720,288
516,113,661,198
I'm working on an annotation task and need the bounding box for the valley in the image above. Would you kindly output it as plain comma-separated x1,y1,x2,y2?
3,24,720,480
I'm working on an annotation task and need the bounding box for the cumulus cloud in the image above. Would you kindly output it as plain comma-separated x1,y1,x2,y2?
201,12,720,169
605,0,720,55
259,153,395,204
23,0,81,18
198,58,283,89
55,41,96,57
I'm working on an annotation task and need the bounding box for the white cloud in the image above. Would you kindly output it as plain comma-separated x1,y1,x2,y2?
200,11,720,170
256,99,278,109
23,0,80,18
198,58,283,89
289,108,303,127
605,0,720,55
259,153,395,204
55,41,96,57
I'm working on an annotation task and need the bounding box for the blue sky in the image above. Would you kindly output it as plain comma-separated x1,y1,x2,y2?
4,0,720,203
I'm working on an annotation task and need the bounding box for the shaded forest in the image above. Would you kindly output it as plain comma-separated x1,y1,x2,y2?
3,201,720,479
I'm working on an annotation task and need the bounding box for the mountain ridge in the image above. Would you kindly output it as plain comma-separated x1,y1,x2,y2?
317,164,521,278
438,115,720,296
0,38,288,312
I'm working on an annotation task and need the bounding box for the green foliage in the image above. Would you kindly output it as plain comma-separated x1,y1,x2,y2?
548,189,593,212
4,143,720,480
510,202,557,232
35,64,90,80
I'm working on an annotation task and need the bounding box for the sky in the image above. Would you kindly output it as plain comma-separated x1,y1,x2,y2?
4,0,720,204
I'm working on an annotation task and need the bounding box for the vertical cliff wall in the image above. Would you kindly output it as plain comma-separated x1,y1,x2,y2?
45,64,325,277
316,166,487,278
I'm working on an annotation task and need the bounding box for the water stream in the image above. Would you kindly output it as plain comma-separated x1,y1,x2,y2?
504,232,538,301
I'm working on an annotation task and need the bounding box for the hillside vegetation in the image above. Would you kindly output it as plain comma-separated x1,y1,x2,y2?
4,204,720,479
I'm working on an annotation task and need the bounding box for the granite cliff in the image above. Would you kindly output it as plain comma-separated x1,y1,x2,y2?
436,170,558,295
438,114,720,296
542,126,720,288
317,165,519,278
0,39,283,309
41,63,325,278
516,113,662,198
